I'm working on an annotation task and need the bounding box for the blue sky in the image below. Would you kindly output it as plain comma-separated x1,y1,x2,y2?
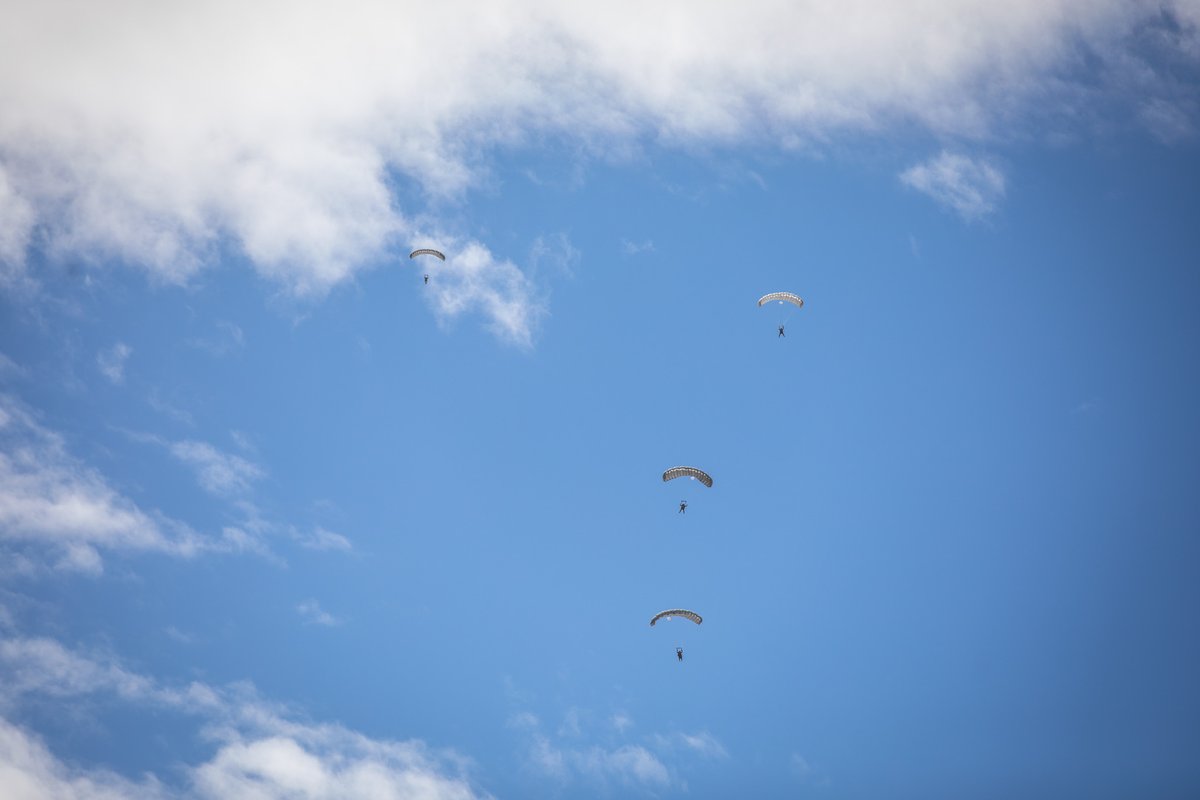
2,2,1199,798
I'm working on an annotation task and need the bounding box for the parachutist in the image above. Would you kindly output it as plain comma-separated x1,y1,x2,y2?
411,249,443,285
678,500,687,514
778,325,785,337
676,648,684,662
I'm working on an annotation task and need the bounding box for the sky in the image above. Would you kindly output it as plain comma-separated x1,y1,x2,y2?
1,1,1199,797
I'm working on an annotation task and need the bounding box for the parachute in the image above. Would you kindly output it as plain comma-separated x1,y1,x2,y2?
409,248,446,261
662,466,713,488
757,292,803,309
650,609,703,627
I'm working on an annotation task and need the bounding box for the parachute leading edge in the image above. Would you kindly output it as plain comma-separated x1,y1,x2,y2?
757,292,804,308
650,609,703,627
662,466,713,488
409,248,446,261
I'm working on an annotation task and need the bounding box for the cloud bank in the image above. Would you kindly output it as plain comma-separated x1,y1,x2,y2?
0,1,1196,335
0,636,489,800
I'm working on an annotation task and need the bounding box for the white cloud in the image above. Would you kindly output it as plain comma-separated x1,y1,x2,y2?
900,151,1006,220
620,238,655,256
1138,96,1195,143
96,343,132,385
509,710,680,790
145,391,195,427
228,430,254,453
1,1,1195,339
0,167,35,288
121,433,347,561
557,708,582,738
0,636,490,800
0,718,169,800
0,637,216,710
528,233,580,278
187,321,245,357
0,396,208,573
610,712,633,733
653,730,729,759
296,599,342,627
507,712,539,731
788,752,832,787
0,397,282,575
580,745,669,788
167,440,264,497
293,526,352,552
0,352,26,378
164,626,195,645
425,239,544,348
192,735,484,800
521,735,668,789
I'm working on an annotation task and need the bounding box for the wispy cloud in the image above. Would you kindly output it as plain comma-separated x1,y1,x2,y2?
232,503,353,559
620,238,655,256
119,429,265,498
557,707,583,738
0,168,35,288
0,635,489,799
610,712,633,733
167,440,264,497
187,320,245,357
789,752,831,786
1138,97,1195,143
529,233,580,278
0,396,205,574
297,599,343,627
164,626,195,645
0,396,276,575
96,342,132,385
0,352,26,378
146,390,195,427
512,718,668,789
424,239,545,348
653,730,729,759
293,526,352,552
508,708,725,790
900,151,1006,220
0,718,170,799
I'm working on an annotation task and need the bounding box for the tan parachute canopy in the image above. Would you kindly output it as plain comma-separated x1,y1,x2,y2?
409,248,446,261
650,609,703,627
662,466,713,488
757,292,804,308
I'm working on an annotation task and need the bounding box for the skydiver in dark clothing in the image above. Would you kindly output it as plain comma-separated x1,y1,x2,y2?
679,500,687,514
676,648,684,661
424,274,430,285
778,325,785,337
